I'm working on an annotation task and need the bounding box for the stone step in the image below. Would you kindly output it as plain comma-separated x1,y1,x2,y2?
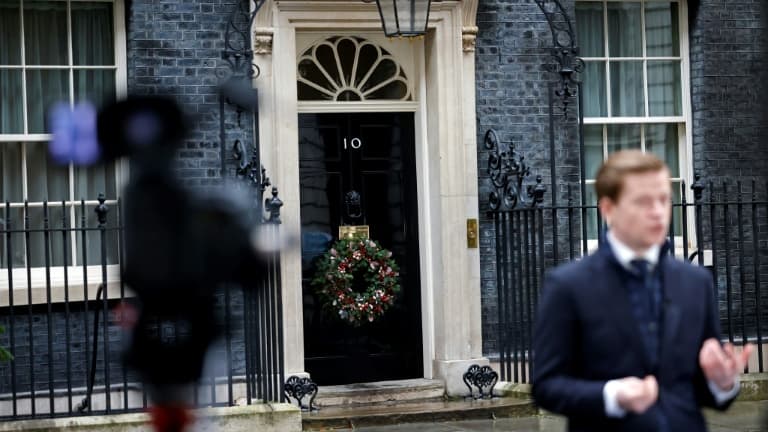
313,379,445,408
302,397,537,430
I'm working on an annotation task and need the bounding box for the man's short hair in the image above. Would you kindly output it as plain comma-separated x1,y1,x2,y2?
595,150,667,202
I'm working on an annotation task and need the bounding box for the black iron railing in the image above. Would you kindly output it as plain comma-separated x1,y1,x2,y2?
490,177,768,383
0,195,284,420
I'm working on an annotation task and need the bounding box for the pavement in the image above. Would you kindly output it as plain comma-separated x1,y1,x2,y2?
326,401,768,432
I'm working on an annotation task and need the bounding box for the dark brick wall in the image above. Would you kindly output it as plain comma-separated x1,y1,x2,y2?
690,0,768,187
126,0,256,187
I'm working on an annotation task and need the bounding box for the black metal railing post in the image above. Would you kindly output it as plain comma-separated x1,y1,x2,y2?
95,194,111,412
520,209,533,382
494,212,505,381
5,202,18,417
79,199,91,413
691,174,705,267
503,212,512,381
43,201,55,416
23,200,35,417
265,187,284,401
751,180,764,372
736,182,748,370
116,199,129,411
567,185,575,260
709,182,720,304
681,181,689,260
61,200,73,414
723,182,734,343
224,283,234,406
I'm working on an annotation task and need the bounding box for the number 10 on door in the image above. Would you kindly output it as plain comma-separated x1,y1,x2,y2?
343,137,362,150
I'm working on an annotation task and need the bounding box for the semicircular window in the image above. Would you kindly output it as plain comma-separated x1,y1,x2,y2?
297,36,412,101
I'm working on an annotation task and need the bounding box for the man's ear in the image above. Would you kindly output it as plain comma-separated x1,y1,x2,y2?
598,197,614,227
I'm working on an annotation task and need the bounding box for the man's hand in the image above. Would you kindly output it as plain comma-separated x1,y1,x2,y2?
699,338,753,391
615,375,658,414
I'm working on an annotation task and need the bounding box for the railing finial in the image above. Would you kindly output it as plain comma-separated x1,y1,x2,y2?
265,187,283,224
691,173,705,202
95,193,109,227
527,175,547,208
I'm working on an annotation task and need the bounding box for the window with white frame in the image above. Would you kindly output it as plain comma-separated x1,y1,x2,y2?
576,0,689,240
0,0,124,273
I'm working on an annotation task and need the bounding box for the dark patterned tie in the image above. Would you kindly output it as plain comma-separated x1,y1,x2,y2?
630,257,660,347
630,259,653,316
630,258,649,281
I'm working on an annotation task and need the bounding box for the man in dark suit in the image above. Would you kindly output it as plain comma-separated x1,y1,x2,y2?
532,150,753,431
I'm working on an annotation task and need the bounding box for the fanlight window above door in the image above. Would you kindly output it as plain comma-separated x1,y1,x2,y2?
297,36,412,101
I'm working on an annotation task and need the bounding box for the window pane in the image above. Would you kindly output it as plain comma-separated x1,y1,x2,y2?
355,44,378,89
360,58,398,94
297,81,332,101
75,205,119,265
25,141,69,202
607,124,641,153
647,61,681,116
338,37,356,86
576,2,604,57
607,2,642,57
0,143,23,202
645,2,679,57
74,163,116,201
377,0,396,34
298,58,335,100
74,69,116,110
72,2,114,66
610,61,644,116
645,123,680,177
26,69,69,133
0,69,23,133
583,61,607,117
315,44,341,88
366,80,408,100
584,125,603,179
0,0,21,64
394,0,428,34
0,207,26,269
23,0,68,65
26,205,67,267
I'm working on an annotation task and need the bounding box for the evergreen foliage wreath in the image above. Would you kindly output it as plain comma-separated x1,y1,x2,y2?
311,237,400,326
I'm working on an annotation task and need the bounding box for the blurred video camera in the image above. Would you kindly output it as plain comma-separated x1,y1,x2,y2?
50,95,268,400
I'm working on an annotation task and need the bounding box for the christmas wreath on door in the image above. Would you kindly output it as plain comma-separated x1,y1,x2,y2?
311,237,400,326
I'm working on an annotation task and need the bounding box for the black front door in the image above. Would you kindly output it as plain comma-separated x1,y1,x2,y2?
298,112,422,385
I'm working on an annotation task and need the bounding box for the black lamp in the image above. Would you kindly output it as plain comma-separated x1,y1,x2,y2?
375,0,431,37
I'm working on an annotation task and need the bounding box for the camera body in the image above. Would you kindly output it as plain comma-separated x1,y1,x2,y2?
53,95,266,390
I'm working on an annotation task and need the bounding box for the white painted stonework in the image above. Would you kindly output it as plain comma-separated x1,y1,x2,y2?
253,0,482,396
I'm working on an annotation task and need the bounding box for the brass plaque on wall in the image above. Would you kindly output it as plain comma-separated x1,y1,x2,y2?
339,225,370,240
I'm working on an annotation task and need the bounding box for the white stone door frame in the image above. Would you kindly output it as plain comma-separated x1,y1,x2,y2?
253,0,483,395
